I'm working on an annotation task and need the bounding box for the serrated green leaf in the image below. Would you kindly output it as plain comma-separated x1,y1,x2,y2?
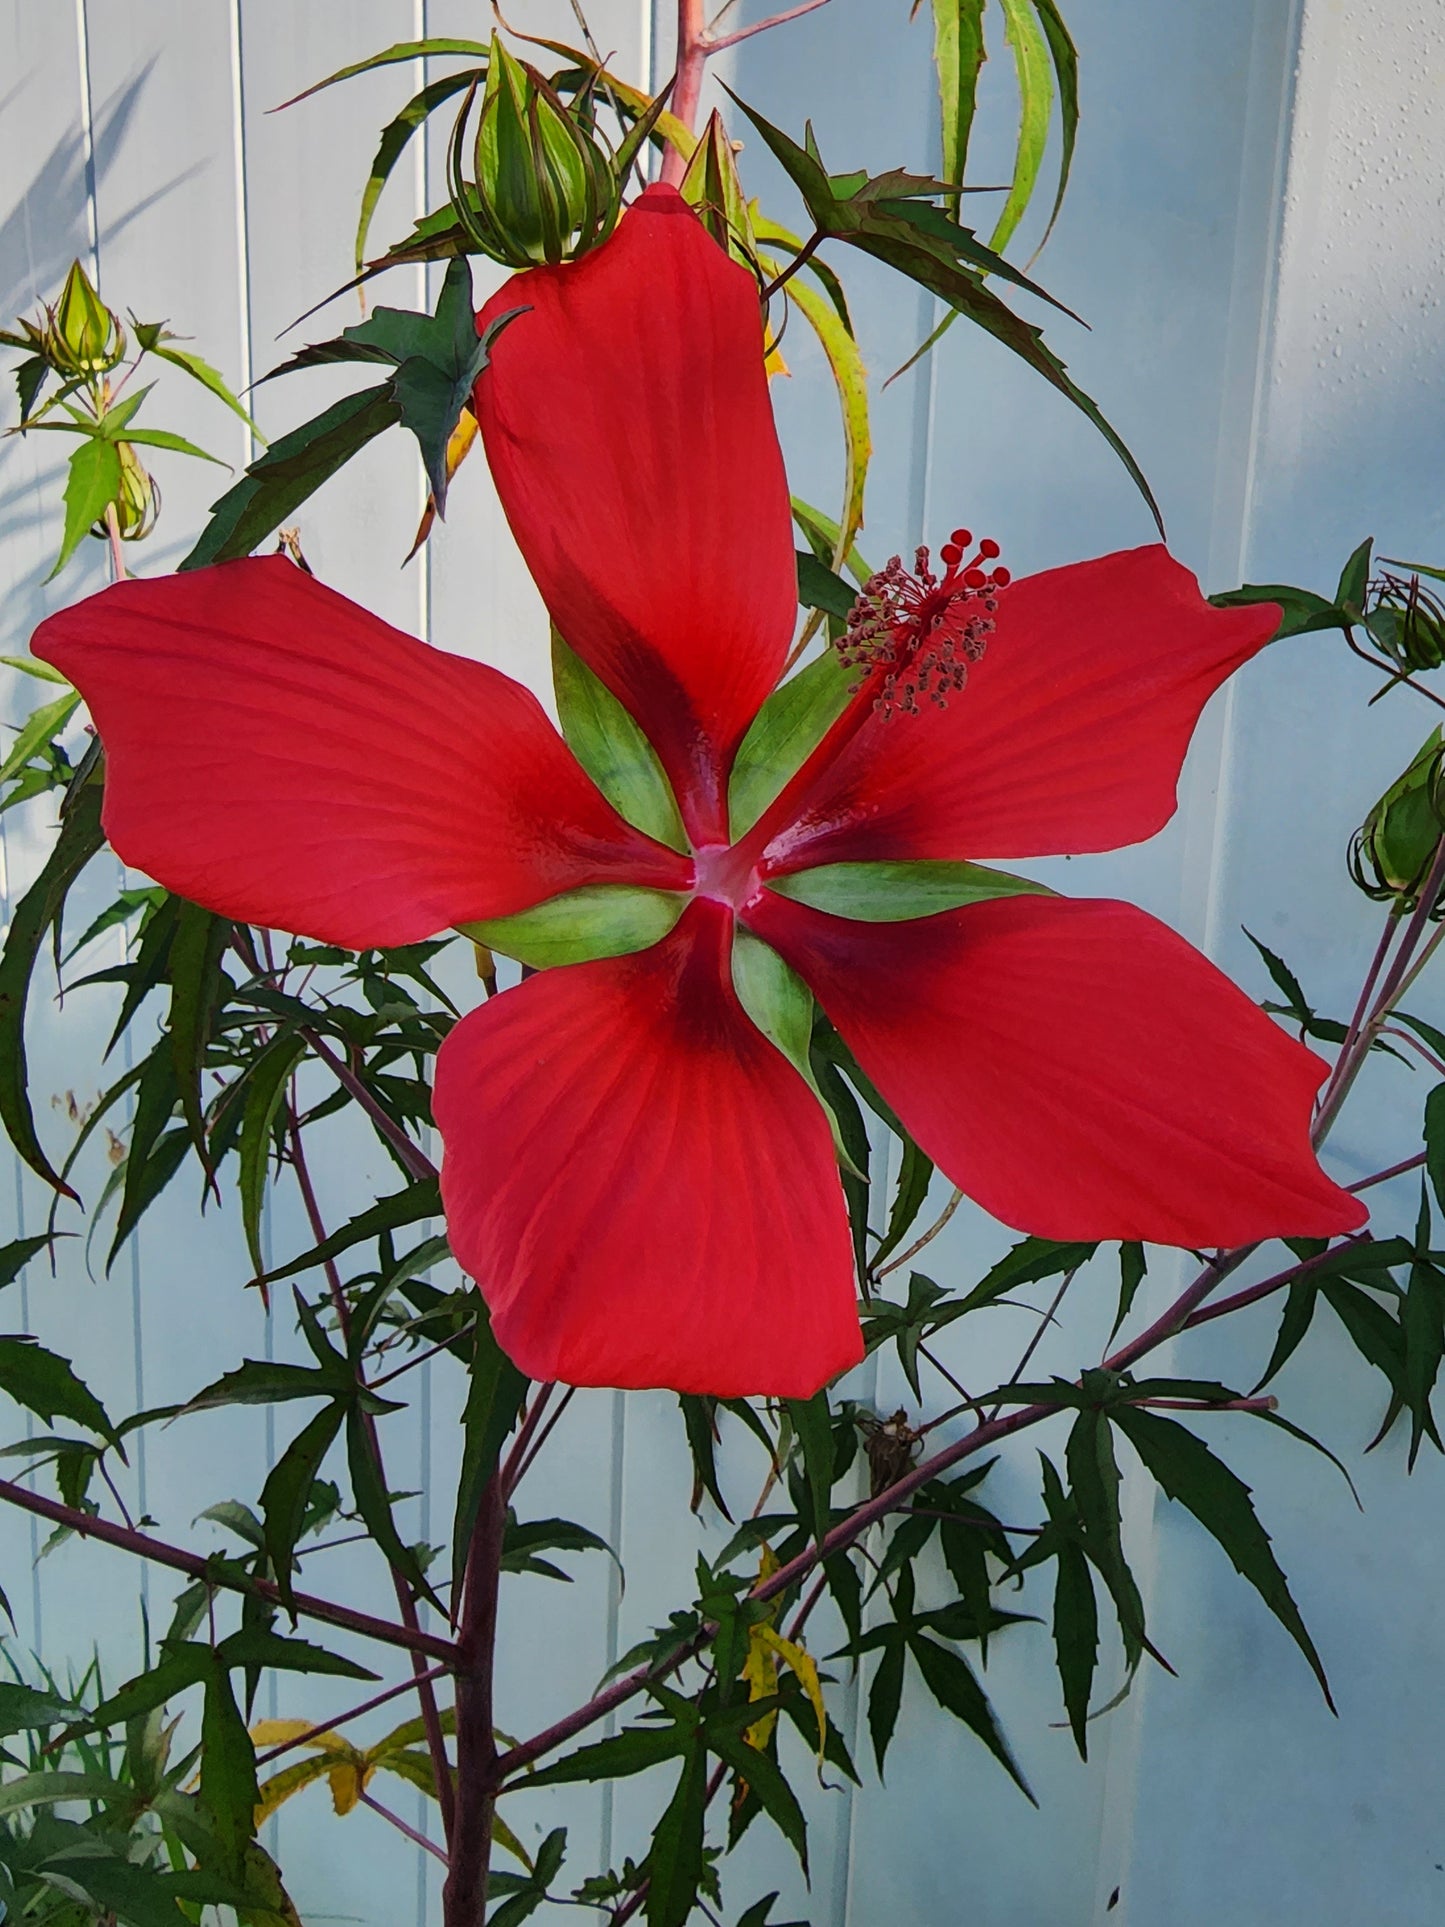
452,1311,529,1597
866,1632,905,1774
48,439,120,578
0,1234,59,1290
921,0,986,206
990,0,1053,254
1112,1405,1332,1706
1335,537,1374,614
522,1723,686,1791
180,384,400,570
0,1682,79,1735
237,1034,304,1277
960,1235,1097,1313
645,1741,709,1927
217,1624,377,1681
786,1390,834,1549
261,1401,347,1612
706,1721,808,1872
909,1632,1033,1798
199,1661,258,1876
0,1339,114,1442
167,901,231,1166
260,1179,441,1288
356,70,481,271
0,776,104,1195
146,341,265,441
550,631,687,851
871,1139,935,1272
277,37,491,109
116,425,225,463
0,690,80,788
1051,1536,1096,1759
1109,1242,1147,1343
1064,1410,1145,1668
1253,1277,1320,1391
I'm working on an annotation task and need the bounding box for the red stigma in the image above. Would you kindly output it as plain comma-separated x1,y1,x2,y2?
836,527,1009,717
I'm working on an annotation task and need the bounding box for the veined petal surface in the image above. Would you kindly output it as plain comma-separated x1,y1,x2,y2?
434,900,862,1397
747,889,1365,1249
474,185,797,844
33,557,688,949
762,546,1281,870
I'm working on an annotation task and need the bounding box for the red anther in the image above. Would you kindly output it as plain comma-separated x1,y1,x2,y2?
950,528,972,548
940,543,962,567
963,566,987,588
992,565,1012,586
977,537,1000,559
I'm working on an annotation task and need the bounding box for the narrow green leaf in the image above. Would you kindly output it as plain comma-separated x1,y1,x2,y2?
116,425,225,463
769,858,1050,921
1425,1083,1445,1217
61,1647,213,1741
49,438,121,578
522,1723,686,1791
959,1235,1096,1313
706,1722,809,1871
261,1401,347,1612
1112,1405,1332,1706
185,1356,343,1413
147,341,265,440
277,37,491,109
217,1624,377,1681
871,1139,935,1271
199,1661,259,1876
990,0,1053,254
237,1034,304,1277
1402,1186,1444,1468
645,1742,709,1927
0,690,80,787
452,1312,529,1597
0,1338,114,1442
1335,536,1374,613
0,1682,79,1735
0,1769,142,1816
167,901,231,1165
0,1234,59,1290
923,0,987,202
356,70,480,271
461,884,685,971
794,550,855,620
1253,1277,1320,1391
180,384,400,570
787,1390,834,1548
1051,1537,1097,1758
909,1633,1034,1799
260,1179,441,1288
550,631,687,851
346,1404,442,1609
867,1633,905,1774
1109,1242,1148,1343
1065,1410,1145,1667
0,777,104,1194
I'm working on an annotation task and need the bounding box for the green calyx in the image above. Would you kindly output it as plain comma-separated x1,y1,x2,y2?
551,631,688,853
728,649,854,840
767,859,1052,921
450,37,622,269
1350,726,1445,915
731,929,863,1177
460,884,685,970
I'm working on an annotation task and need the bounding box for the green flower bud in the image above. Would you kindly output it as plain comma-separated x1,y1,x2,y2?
1363,568,1445,674
48,260,126,375
90,441,160,543
449,37,621,268
1349,727,1445,914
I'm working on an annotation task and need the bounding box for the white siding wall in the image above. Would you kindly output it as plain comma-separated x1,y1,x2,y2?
1,2,1442,1922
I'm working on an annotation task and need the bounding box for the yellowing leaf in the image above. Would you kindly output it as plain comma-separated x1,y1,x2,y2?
254,1752,335,1824
250,1718,339,1750
327,1754,373,1816
756,1623,827,1764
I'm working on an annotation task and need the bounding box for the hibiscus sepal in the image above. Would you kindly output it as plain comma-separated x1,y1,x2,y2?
460,883,684,969
551,629,687,853
765,859,1052,922
728,649,853,838
732,928,865,1179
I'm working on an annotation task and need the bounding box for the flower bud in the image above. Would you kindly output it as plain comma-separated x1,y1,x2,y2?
450,37,621,268
1349,727,1445,913
90,441,160,543
1364,568,1445,674
48,261,126,375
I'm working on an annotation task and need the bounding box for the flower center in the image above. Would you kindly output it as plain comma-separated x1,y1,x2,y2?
837,530,1010,718
691,841,760,911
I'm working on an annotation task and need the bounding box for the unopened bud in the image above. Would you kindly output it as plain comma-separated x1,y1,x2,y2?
1365,568,1445,674
451,37,621,268
49,261,125,375
1349,727,1445,914
90,441,159,543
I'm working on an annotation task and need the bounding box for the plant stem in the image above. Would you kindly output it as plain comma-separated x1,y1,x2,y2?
359,1788,449,1865
0,1473,454,1659
104,502,126,582
661,0,708,186
297,1026,438,1183
442,1473,507,1927
253,1663,450,1764
288,1114,457,1841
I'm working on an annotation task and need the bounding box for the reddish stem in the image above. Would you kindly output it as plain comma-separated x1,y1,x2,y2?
254,1663,450,1764
0,1473,453,1660
442,1473,507,1927
359,1788,449,1865
660,0,708,186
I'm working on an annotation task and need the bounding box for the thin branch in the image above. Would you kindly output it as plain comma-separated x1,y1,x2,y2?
875,1187,965,1279
298,1026,438,1183
0,1474,455,1660
255,1664,450,1764
1350,1150,1427,1193
369,1323,477,1392
359,1788,449,1865
705,0,828,49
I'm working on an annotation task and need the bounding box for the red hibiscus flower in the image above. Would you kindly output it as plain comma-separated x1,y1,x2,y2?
32,185,1364,1400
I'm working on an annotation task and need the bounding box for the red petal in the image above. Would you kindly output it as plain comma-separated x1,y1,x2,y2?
434,900,862,1397
746,889,1365,1247
764,546,1281,869
33,558,689,949
473,186,796,845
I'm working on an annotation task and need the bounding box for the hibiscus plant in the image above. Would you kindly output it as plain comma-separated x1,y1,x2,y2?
1,5,1443,1925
